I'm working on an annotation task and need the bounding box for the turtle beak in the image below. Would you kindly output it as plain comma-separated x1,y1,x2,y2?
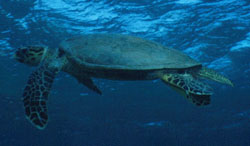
12,49,19,60
11,51,19,60
13,48,24,62
11,53,16,59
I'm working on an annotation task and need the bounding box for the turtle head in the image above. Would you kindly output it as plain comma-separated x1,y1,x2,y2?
14,46,47,66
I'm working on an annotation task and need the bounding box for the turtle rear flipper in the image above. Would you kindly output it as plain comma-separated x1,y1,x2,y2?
23,64,59,129
76,76,102,95
161,74,212,106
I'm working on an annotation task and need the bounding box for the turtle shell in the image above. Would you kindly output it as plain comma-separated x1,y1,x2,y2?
59,34,201,70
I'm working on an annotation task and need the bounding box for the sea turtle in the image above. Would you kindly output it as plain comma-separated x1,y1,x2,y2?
14,33,233,129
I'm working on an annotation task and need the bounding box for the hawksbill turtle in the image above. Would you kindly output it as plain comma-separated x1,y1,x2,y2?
14,33,233,129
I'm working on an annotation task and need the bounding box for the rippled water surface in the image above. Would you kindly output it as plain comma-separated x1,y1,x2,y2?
0,0,250,146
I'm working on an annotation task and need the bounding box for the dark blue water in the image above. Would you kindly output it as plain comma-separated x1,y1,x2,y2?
1,0,250,146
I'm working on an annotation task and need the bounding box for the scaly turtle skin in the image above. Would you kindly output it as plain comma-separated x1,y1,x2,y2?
14,33,233,129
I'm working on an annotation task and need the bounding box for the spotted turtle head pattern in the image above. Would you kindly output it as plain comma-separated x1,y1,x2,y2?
14,46,46,66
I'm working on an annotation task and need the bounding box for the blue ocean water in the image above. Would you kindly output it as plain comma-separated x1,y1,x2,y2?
0,0,250,145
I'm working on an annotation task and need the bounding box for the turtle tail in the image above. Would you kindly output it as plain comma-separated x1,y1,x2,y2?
198,67,233,87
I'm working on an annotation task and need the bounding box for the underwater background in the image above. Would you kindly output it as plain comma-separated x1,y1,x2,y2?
0,0,250,146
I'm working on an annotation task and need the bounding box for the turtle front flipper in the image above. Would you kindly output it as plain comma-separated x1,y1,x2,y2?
161,74,213,106
23,64,59,129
